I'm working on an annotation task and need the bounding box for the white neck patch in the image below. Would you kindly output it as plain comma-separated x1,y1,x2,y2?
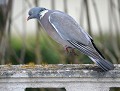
39,10,48,19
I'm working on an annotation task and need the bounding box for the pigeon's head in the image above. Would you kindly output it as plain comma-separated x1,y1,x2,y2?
27,7,47,21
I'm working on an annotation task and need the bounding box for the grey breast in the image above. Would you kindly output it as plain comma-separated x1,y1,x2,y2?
40,10,72,47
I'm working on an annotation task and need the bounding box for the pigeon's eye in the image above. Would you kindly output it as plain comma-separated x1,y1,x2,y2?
29,11,33,15
29,13,31,15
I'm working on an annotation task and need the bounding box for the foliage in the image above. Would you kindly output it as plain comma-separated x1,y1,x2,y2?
9,33,120,65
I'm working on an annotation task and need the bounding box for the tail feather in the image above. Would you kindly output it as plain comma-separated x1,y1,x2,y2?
68,40,114,71
89,57,114,71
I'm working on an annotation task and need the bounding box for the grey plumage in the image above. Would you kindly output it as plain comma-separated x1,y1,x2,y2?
27,7,114,71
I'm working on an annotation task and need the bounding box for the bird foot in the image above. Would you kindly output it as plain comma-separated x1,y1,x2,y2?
64,46,78,56
70,48,78,56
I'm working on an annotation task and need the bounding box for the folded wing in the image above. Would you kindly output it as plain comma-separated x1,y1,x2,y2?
49,12,91,45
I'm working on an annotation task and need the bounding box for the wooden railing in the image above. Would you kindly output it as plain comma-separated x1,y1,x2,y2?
0,64,119,91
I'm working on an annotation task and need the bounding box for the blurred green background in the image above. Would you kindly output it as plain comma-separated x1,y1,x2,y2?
0,0,120,91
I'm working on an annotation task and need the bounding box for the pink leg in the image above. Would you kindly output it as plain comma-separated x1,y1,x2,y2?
71,48,78,56
64,46,78,56
64,45,72,54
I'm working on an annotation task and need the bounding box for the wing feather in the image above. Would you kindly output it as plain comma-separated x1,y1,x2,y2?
67,40,100,59
49,12,91,45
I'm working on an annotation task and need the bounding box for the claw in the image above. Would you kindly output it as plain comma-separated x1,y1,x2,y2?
64,45,78,56
71,48,78,56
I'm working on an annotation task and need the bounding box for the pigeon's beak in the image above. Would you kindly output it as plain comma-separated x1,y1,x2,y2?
27,16,30,21
27,14,36,21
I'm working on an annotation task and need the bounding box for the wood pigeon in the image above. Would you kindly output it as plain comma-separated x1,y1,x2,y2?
27,7,114,71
